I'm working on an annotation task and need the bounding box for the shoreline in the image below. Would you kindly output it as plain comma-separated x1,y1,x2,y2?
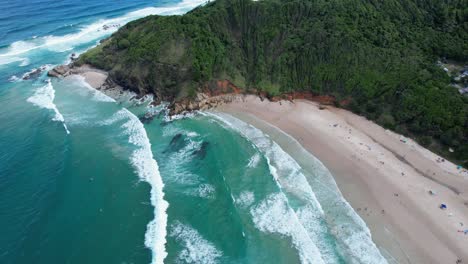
71,67,468,263
216,95,468,264
58,64,130,101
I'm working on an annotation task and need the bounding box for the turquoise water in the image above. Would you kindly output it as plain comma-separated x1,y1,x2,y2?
0,1,388,263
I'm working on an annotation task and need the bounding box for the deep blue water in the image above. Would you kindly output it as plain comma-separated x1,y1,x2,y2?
0,0,176,47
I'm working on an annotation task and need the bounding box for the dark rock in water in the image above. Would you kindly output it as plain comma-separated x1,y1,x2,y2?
47,65,70,78
170,133,183,145
163,133,186,153
192,141,209,159
70,53,78,61
138,113,154,124
22,69,42,80
102,23,120,31
22,65,48,80
156,111,165,119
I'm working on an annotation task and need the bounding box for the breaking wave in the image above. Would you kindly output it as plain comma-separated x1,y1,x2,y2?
27,79,70,134
8,75,20,82
0,0,208,66
103,109,169,264
251,193,326,264
71,75,116,102
170,221,222,264
246,153,261,168
206,112,387,264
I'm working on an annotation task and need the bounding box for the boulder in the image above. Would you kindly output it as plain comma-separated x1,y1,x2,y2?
47,65,70,78
22,65,47,80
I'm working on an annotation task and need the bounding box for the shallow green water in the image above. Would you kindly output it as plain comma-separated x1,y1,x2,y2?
0,0,388,263
1,75,388,263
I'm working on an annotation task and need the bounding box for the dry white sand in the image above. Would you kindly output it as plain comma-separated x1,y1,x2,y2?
73,67,468,263
217,95,468,264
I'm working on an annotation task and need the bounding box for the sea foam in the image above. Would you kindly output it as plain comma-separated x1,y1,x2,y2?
104,109,169,264
234,191,255,208
8,75,20,82
196,183,216,198
251,193,325,264
246,153,261,168
71,75,116,103
250,117,390,264
27,79,70,134
207,112,388,264
0,0,208,66
170,221,222,264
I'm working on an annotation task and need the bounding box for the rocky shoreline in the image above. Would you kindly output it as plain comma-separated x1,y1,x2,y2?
47,64,340,116
47,64,252,115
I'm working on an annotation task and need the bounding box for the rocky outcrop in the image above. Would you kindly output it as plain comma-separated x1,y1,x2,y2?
47,65,71,78
47,63,341,116
169,92,243,115
22,65,49,80
166,79,246,115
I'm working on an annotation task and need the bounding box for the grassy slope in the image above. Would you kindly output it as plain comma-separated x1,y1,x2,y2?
78,0,468,165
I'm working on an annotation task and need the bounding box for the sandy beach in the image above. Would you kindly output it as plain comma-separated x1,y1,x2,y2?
64,65,128,100
217,95,468,264
75,66,468,263
69,64,108,89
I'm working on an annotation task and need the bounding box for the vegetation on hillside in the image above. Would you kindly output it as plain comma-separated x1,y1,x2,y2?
77,0,468,166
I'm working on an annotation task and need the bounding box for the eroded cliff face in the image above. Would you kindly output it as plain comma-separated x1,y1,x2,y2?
169,79,244,114
47,63,247,114
47,62,339,115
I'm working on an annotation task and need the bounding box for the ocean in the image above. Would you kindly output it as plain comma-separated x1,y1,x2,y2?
0,0,387,263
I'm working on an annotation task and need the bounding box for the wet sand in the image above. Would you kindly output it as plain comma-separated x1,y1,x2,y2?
217,95,468,264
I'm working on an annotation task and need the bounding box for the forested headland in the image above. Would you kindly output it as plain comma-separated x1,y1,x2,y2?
77,0,468,166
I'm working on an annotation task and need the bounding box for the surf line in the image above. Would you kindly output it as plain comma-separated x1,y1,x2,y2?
103,108,169,264
27,79,70,134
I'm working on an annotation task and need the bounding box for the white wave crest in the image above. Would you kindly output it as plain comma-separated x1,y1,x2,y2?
206,112,323,206
105,109,169,264
251,193,325,264
170,221,222,264
246,153,261,168
297,205,343,264
21,64,52,80
164,137,204,186
71,75,116,102
27,79,70,134
0,0,208,66
0,56,29,66
206,112,388,264
8,75,20,82
19,58,30,67
186,131,199,138
253,116,391,264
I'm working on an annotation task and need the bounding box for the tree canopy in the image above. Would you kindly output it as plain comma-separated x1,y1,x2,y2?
78,0,468,165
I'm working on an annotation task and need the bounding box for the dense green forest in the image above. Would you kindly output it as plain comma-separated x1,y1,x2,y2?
77,0,468,166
